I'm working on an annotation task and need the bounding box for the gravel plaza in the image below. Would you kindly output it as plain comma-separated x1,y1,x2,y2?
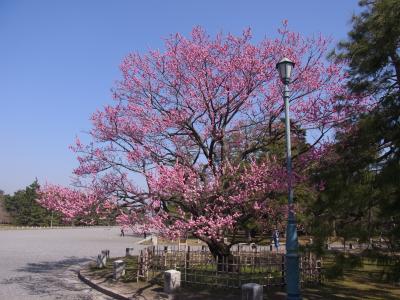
0,226,144,300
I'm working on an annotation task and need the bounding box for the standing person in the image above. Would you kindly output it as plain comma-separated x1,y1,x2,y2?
272,229,280,251
120,228,125,237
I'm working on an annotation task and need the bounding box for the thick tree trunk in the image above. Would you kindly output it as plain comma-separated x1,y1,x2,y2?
207,240,230,258
206,240,236,272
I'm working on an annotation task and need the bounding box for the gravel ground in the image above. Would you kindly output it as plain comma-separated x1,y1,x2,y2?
0,227,145,300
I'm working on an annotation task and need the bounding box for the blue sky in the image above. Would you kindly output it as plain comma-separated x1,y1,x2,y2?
0,0,360,194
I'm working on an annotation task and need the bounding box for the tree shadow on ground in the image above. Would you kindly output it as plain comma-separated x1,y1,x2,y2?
14,256,90,274
0,256,99,299
126,272,243,300
301,282,399,300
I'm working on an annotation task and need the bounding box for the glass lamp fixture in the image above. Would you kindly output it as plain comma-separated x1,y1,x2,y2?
276,57,295,84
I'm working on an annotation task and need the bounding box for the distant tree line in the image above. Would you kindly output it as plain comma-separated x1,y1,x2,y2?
1,181,117,226
1,181,62,226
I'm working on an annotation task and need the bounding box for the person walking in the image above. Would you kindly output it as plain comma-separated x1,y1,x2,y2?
120,228,125,237
272,229,280,251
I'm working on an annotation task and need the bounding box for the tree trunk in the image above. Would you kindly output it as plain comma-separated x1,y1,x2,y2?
206,240,235,272
332,219,337,237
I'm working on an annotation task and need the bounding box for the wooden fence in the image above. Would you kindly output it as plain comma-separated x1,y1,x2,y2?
136,245,322,288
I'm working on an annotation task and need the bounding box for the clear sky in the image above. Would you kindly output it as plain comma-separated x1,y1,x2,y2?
0,0,360,194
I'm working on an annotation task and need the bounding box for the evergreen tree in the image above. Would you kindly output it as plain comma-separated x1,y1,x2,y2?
311,0,400,280
336,0,400,249
4,181,62,226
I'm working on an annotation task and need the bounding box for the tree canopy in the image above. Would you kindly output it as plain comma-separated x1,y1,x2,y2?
38,24,371,257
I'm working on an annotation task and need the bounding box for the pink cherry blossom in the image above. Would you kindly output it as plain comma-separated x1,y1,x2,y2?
38,24,373,254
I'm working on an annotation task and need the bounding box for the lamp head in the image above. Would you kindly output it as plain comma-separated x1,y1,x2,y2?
276,57,295,84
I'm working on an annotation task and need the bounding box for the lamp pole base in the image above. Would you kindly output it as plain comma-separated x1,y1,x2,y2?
287,293,302,300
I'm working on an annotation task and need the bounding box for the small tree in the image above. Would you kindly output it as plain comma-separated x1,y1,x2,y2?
39,24,371,258
5,181,62,226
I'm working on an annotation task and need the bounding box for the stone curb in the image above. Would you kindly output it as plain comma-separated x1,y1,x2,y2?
78,269,131,300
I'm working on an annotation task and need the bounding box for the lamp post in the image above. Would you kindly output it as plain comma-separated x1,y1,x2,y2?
276,57,301,300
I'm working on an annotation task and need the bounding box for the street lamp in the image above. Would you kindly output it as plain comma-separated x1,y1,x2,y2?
276,57,301,300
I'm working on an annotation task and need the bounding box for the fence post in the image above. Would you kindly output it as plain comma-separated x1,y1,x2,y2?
136,255,140,282
316,259,322,284
101,249,110,259
185,246,190,282
96,253,107,268
216,255,219,286
113,260,126,280
238,253,241,288
300,255,303,285
186,246,190,268
281,254,285,287
139,250,144,279
126,247,134,256
144,248,148,281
